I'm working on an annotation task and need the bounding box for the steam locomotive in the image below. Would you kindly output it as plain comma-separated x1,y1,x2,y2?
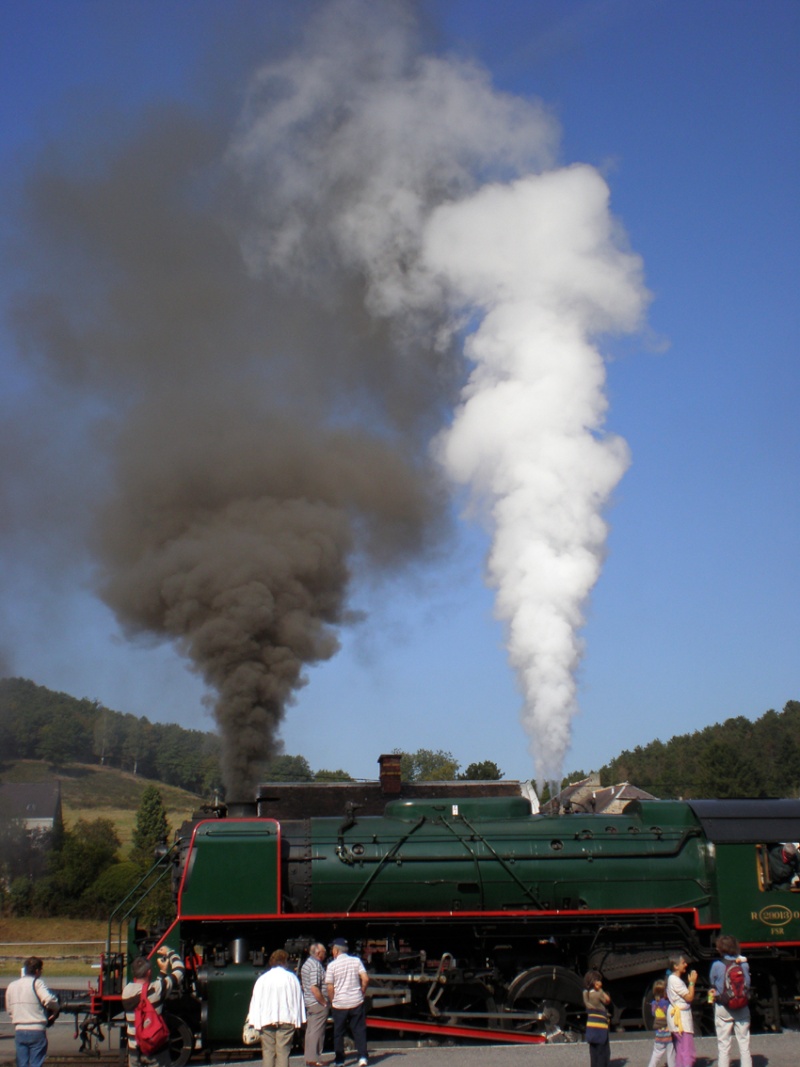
80,792,800,1062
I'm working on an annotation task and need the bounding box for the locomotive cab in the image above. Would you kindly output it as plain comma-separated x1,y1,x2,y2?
755,842,800,892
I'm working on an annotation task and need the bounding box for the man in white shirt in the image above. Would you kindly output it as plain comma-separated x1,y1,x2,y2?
5,956,59,1067
325,939,368,1067
247,950,306,1067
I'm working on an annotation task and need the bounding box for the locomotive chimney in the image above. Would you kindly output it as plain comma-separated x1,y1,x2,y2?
379,753,402,795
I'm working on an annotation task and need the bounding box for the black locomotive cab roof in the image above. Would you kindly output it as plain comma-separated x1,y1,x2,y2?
684,798,800,843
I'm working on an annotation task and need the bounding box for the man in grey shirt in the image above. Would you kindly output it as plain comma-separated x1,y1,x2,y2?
300,943,328,1066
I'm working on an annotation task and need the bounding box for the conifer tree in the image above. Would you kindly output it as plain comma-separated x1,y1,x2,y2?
130,785,174,929
131,785,169,868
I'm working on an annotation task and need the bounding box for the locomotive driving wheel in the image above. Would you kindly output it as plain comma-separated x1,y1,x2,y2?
502,965,585,1041
162,1013,193,1067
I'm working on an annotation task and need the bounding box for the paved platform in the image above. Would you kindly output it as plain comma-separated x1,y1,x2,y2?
3,980,800,1067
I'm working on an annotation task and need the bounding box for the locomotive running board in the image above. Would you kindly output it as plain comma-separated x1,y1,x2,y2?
366,1016,547,1044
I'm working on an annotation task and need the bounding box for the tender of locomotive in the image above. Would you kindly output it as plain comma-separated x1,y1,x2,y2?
85,791,800,1062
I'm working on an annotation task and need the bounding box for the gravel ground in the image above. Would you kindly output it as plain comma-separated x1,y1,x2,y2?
3,1024,800,1067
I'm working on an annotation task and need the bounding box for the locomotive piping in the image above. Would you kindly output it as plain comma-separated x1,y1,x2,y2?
342,816,427,910
336,801,360,852
440,813,545,909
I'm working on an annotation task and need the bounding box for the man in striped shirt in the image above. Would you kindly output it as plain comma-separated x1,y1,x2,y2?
325,939,368,1067
121,947,184,1066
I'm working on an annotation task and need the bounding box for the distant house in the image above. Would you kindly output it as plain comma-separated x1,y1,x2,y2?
0,782,63,837
543,772,657,815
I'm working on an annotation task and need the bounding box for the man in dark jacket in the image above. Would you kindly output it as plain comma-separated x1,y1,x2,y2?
768,842,800,888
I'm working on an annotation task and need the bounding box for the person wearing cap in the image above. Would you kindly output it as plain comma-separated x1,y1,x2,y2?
325,939,369,1067
5,956,59,1067
768,842,800,889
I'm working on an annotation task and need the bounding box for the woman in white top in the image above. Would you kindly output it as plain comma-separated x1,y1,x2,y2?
666,955,698,1067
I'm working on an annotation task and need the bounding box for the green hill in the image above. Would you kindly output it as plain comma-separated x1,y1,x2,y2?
0,676,222,796
0,759,202,849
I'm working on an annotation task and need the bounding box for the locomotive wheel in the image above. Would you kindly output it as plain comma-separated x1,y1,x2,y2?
503,965,585,1040
437,981,499,1029
163,1012,193,1067
692,986,716,1037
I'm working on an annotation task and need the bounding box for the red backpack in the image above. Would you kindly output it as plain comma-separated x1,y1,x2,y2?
134,983,170,1056
718,960,749,1011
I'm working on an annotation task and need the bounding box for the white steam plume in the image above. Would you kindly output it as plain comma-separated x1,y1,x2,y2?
424,169,647,785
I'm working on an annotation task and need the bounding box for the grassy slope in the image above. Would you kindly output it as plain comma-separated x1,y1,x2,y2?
0,918,109,976
0,759,202,849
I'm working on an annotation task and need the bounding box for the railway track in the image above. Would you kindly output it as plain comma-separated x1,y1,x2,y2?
48,1056,122,1066
46,1055,256,1066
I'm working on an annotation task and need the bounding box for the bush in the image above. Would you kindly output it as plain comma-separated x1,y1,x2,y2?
8,876,32,916
86,861,141,913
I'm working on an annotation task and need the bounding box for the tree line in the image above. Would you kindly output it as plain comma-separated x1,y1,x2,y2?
2,676,798,799
591,699,800,799
265,751,504,782
0,678,503,793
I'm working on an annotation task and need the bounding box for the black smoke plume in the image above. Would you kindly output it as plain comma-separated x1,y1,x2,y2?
2,1,646,793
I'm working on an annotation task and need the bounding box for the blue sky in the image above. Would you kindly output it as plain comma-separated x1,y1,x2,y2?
1,0,797,788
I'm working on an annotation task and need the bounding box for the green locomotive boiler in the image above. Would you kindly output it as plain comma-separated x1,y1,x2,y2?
95,794,800,1062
